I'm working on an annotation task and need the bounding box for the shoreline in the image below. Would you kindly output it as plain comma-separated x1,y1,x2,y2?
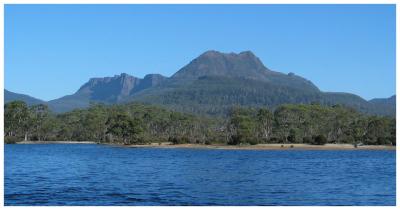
14,141,396,150
124,143,396,150
16,141,97,144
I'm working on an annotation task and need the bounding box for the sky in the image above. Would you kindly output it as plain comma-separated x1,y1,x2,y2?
5,4,396,101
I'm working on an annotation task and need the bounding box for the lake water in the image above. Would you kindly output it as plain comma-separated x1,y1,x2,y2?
5,144,396,206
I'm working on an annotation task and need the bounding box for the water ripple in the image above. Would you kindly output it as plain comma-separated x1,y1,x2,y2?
5,144,396,206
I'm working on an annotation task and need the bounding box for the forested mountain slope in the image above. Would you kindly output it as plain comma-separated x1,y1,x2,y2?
4,50,396,116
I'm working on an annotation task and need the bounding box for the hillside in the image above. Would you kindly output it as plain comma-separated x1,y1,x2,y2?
5,89,46,106
368,95,396,116
126,51,394,116
4,50,396,117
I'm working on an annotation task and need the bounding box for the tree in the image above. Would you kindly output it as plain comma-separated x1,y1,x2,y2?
106,112,143,145
83,103,108,142
348,117,368,144
4,101,31,141
3,100,396,146
30,104,53,141
228,108,258,145
256,108,273,143
388,118,396,145
287,129,297,143
364,117,389,145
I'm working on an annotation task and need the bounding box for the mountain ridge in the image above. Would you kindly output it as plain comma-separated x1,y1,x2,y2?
45,73,167,112
4,50,396,116
5,89,46,106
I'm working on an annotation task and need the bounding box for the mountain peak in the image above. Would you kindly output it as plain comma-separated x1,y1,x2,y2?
201,50,221,56
200,50,257,59
172,50,268,80
238,50,255,56
119,72,131,78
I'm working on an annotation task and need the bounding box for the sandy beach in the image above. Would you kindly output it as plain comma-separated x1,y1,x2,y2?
14,141,395,150
16,141,97,144
124,143,395,150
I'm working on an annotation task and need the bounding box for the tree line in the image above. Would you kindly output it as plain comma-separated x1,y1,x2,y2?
227,104,395,145
4,101,396,146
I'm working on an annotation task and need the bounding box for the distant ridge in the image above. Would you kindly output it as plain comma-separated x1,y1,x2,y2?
4,50,396,116
5,89,46,106
369,95,396,116
47,73,167,112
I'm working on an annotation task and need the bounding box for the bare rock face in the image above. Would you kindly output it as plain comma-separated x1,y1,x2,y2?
76,73,139,102
133,74,167,93
67,73,167,104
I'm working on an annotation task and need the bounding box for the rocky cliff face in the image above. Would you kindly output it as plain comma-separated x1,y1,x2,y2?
73,73,167,103
45,73,167,112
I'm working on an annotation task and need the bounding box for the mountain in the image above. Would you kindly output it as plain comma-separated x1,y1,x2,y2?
4,89,46,106
172,50,319,92
127,51,394,116
369,95,396,116
47,73,167,112
370,95,396,106
4,50,396,116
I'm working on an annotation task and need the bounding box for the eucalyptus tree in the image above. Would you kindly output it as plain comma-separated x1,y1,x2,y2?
256,108,273,143
106,112,143,145
30,104,53,141
4,101,31,140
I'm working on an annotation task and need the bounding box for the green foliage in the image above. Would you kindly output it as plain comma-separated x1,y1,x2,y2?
4,100,396,146
227,107,258,145
169,136,190,145
4,136,18,144
311,135,328,145
364,117,393,145
129,76,394,117
106,112,143,144
226,104,395,146
30,104,54,141
4,101,30,139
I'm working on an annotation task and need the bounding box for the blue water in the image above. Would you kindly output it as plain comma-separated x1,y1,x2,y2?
4,144,396,206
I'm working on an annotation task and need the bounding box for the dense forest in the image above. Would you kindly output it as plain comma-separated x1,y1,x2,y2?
131,75,394,116
4,100,396,146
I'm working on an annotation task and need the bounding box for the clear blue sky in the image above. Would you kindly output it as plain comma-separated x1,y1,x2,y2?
5,4,395,101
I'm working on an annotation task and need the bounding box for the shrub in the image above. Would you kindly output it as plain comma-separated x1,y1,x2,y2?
270,137,279,143
311,135,327,145
248,139,258,145
228,136,240,145
169,136,190,144
390,137,396,146
5,136,19,144
303,136,312,144
377,137,391,145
